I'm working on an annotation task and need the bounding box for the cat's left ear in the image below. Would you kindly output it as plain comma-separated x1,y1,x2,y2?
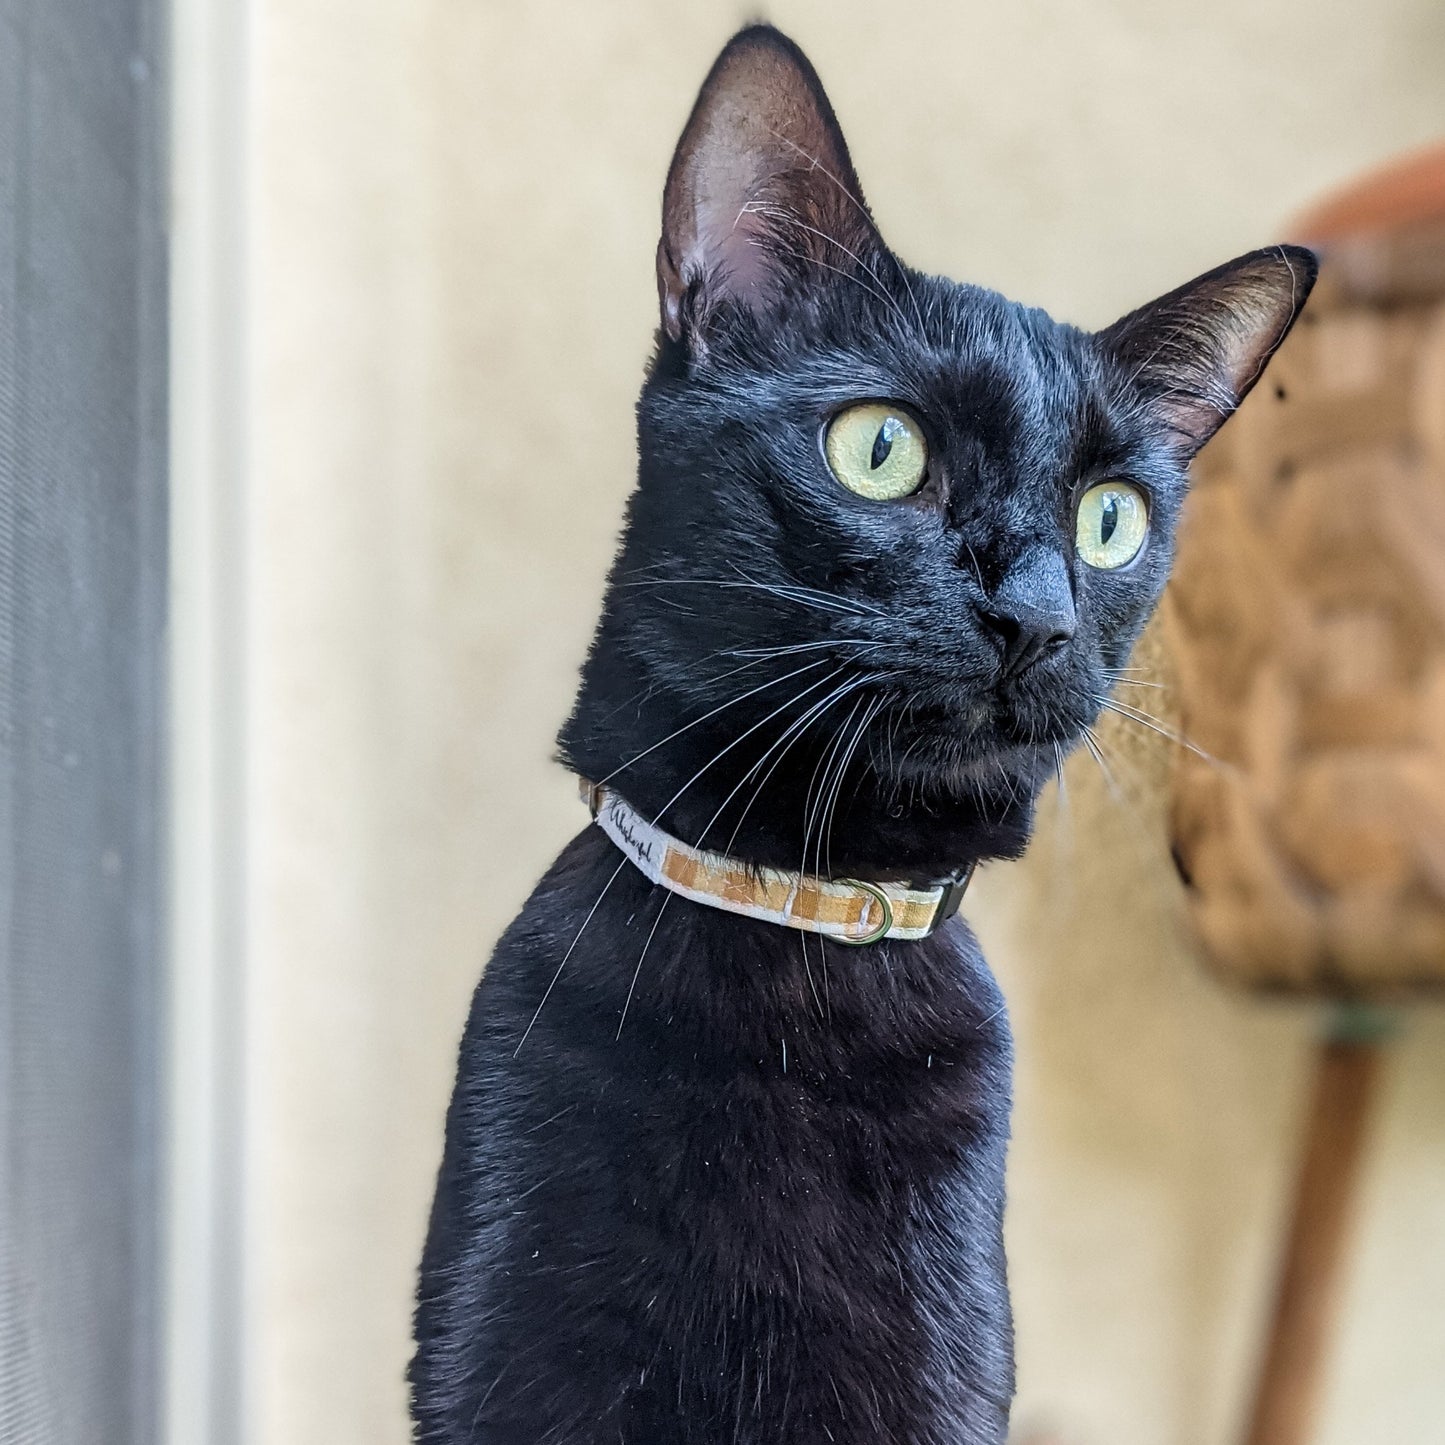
1097,245,1318,458
657,26,877,346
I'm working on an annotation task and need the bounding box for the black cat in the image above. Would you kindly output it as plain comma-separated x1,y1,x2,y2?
410,25,1314,1445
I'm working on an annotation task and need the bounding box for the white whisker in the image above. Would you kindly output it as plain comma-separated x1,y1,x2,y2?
599,656,831,786
513,855,629,1056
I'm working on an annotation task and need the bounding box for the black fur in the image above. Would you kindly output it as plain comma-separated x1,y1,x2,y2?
410,25,1314,1444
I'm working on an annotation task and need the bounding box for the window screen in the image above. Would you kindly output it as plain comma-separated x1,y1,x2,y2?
0,1,166,1442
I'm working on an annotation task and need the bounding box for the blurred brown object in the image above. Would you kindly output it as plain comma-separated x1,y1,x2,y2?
1167,141,1445,998
1241,1033,1384,1445
1165,144,1445,1445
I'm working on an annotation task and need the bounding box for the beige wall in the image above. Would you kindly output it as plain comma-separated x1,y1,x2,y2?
248,4,1445,1443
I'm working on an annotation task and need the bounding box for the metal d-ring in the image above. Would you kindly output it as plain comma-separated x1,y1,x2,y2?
836,879,893,946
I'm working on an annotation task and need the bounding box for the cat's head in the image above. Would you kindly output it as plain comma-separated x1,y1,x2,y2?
560,25,1314,880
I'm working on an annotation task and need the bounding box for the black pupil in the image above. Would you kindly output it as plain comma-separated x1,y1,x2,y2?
870,417,899,470
1099,495,1119,544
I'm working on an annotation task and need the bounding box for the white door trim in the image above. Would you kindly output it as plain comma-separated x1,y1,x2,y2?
166,0,252,1440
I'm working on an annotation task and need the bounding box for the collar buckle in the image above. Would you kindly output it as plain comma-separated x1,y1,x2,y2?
836,879,894,946
929,864,977,933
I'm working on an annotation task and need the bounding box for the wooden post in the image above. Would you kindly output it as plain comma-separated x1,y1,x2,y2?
1242,1024,1388,1445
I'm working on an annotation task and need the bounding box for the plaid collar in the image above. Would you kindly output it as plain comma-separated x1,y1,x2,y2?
580,779,973,945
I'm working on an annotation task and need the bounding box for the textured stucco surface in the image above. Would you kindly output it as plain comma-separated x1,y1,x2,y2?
249,4,1445,1442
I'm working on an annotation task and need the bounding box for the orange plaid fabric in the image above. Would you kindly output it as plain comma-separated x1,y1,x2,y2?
582,780,960,943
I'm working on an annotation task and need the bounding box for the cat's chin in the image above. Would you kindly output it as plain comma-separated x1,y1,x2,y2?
879,733,1055,804
879,706,1074,802
911,747,1051,795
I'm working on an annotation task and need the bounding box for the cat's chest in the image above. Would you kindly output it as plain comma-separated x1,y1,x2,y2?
590,912,1011,1243
610,1024,1009,1286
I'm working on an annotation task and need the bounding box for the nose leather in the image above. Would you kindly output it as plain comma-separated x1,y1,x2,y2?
976,546,1076,681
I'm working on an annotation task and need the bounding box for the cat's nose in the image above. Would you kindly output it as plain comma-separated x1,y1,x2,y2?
978,602,1075,680
975,547,1076,681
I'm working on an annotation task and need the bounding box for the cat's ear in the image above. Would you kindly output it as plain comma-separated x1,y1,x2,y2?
657,25,876,345
1097,245,1319,457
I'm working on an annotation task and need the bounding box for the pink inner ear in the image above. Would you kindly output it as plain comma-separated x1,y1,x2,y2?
1217,290,1301,397
658,28,876,336
693,160,795,299
1099,246,1317,457
711,213,788,299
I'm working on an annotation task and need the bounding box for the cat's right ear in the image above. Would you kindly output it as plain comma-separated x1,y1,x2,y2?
657,26,876,347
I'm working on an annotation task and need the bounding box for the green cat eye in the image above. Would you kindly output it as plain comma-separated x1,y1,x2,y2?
824,403,928,501
1076,481,1148,570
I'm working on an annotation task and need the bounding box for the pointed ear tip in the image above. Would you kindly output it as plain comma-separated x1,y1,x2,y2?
1272,244,1320,323
1276,242,1320,288
1285,242,1320,272
1200,244,1319,327
1250,243,1321,303
717,22,809,64
704,22,827,94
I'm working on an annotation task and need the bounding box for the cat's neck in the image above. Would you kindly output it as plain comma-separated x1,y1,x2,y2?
589,753,1035,881
561,654,1041,883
